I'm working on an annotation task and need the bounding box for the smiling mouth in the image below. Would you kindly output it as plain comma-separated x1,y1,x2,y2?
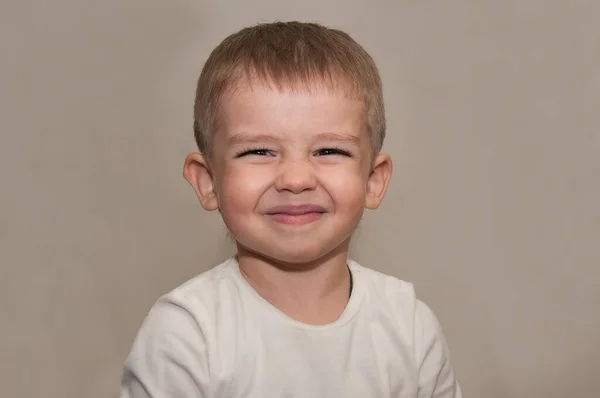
265,205,327,225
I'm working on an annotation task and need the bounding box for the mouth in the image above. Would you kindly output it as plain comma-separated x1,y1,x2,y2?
264,204,327,225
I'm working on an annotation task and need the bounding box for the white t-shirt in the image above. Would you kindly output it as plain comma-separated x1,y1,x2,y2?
120,258,462,398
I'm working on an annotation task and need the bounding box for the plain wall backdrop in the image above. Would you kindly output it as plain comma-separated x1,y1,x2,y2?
1,1,599,397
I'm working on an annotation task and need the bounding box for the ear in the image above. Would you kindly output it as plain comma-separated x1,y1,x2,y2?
365,153,392,210
183,153,219,211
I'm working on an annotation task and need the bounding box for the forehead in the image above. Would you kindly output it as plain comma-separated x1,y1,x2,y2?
217,77,367,140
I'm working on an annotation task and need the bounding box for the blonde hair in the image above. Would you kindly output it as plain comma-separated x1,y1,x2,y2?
193,21,385,159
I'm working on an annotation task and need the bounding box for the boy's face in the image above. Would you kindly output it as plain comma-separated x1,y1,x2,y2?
184,80,391,265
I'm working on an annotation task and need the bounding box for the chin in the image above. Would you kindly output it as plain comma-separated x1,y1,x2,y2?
239,238,346,269
270,251,328,267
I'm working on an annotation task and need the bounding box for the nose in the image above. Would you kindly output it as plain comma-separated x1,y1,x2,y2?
274,158,317,193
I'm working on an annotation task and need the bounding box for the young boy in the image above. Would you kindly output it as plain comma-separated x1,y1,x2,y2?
120,21,462,398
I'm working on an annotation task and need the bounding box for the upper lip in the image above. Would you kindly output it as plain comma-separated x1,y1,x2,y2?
265,204,327,215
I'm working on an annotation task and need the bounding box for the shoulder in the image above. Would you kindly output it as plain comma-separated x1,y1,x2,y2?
349,260,447,347
121,259,241,397
164,257,239,306
350,260,416,297
350,261,461,396
127,257,244,358
121,258,244,395
350,260,418,318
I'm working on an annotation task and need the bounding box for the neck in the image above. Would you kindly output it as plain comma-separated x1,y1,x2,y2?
236,242,352,325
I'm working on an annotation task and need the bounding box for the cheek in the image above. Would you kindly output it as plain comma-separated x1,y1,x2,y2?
217,166,271,212
322,168,367,208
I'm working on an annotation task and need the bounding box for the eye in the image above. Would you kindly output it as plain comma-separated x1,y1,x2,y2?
314,148,352,157
235,148,274,158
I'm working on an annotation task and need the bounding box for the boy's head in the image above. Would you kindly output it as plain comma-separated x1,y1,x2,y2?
193,21,385,162
184,21,392,265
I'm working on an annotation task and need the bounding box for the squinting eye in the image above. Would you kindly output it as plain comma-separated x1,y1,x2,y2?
315,148,352,157
236,149,273,157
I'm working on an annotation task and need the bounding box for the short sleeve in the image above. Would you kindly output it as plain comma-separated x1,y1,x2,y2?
119,299,211,398
414,300,462,398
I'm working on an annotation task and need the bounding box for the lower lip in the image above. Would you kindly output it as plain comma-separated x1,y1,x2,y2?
268,212,324,225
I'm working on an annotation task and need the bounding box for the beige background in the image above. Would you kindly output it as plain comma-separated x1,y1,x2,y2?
1,1,599,397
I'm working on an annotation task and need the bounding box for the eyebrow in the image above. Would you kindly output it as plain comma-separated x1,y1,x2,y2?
315,132,361,144
227,133,279,145
227,132,361,145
